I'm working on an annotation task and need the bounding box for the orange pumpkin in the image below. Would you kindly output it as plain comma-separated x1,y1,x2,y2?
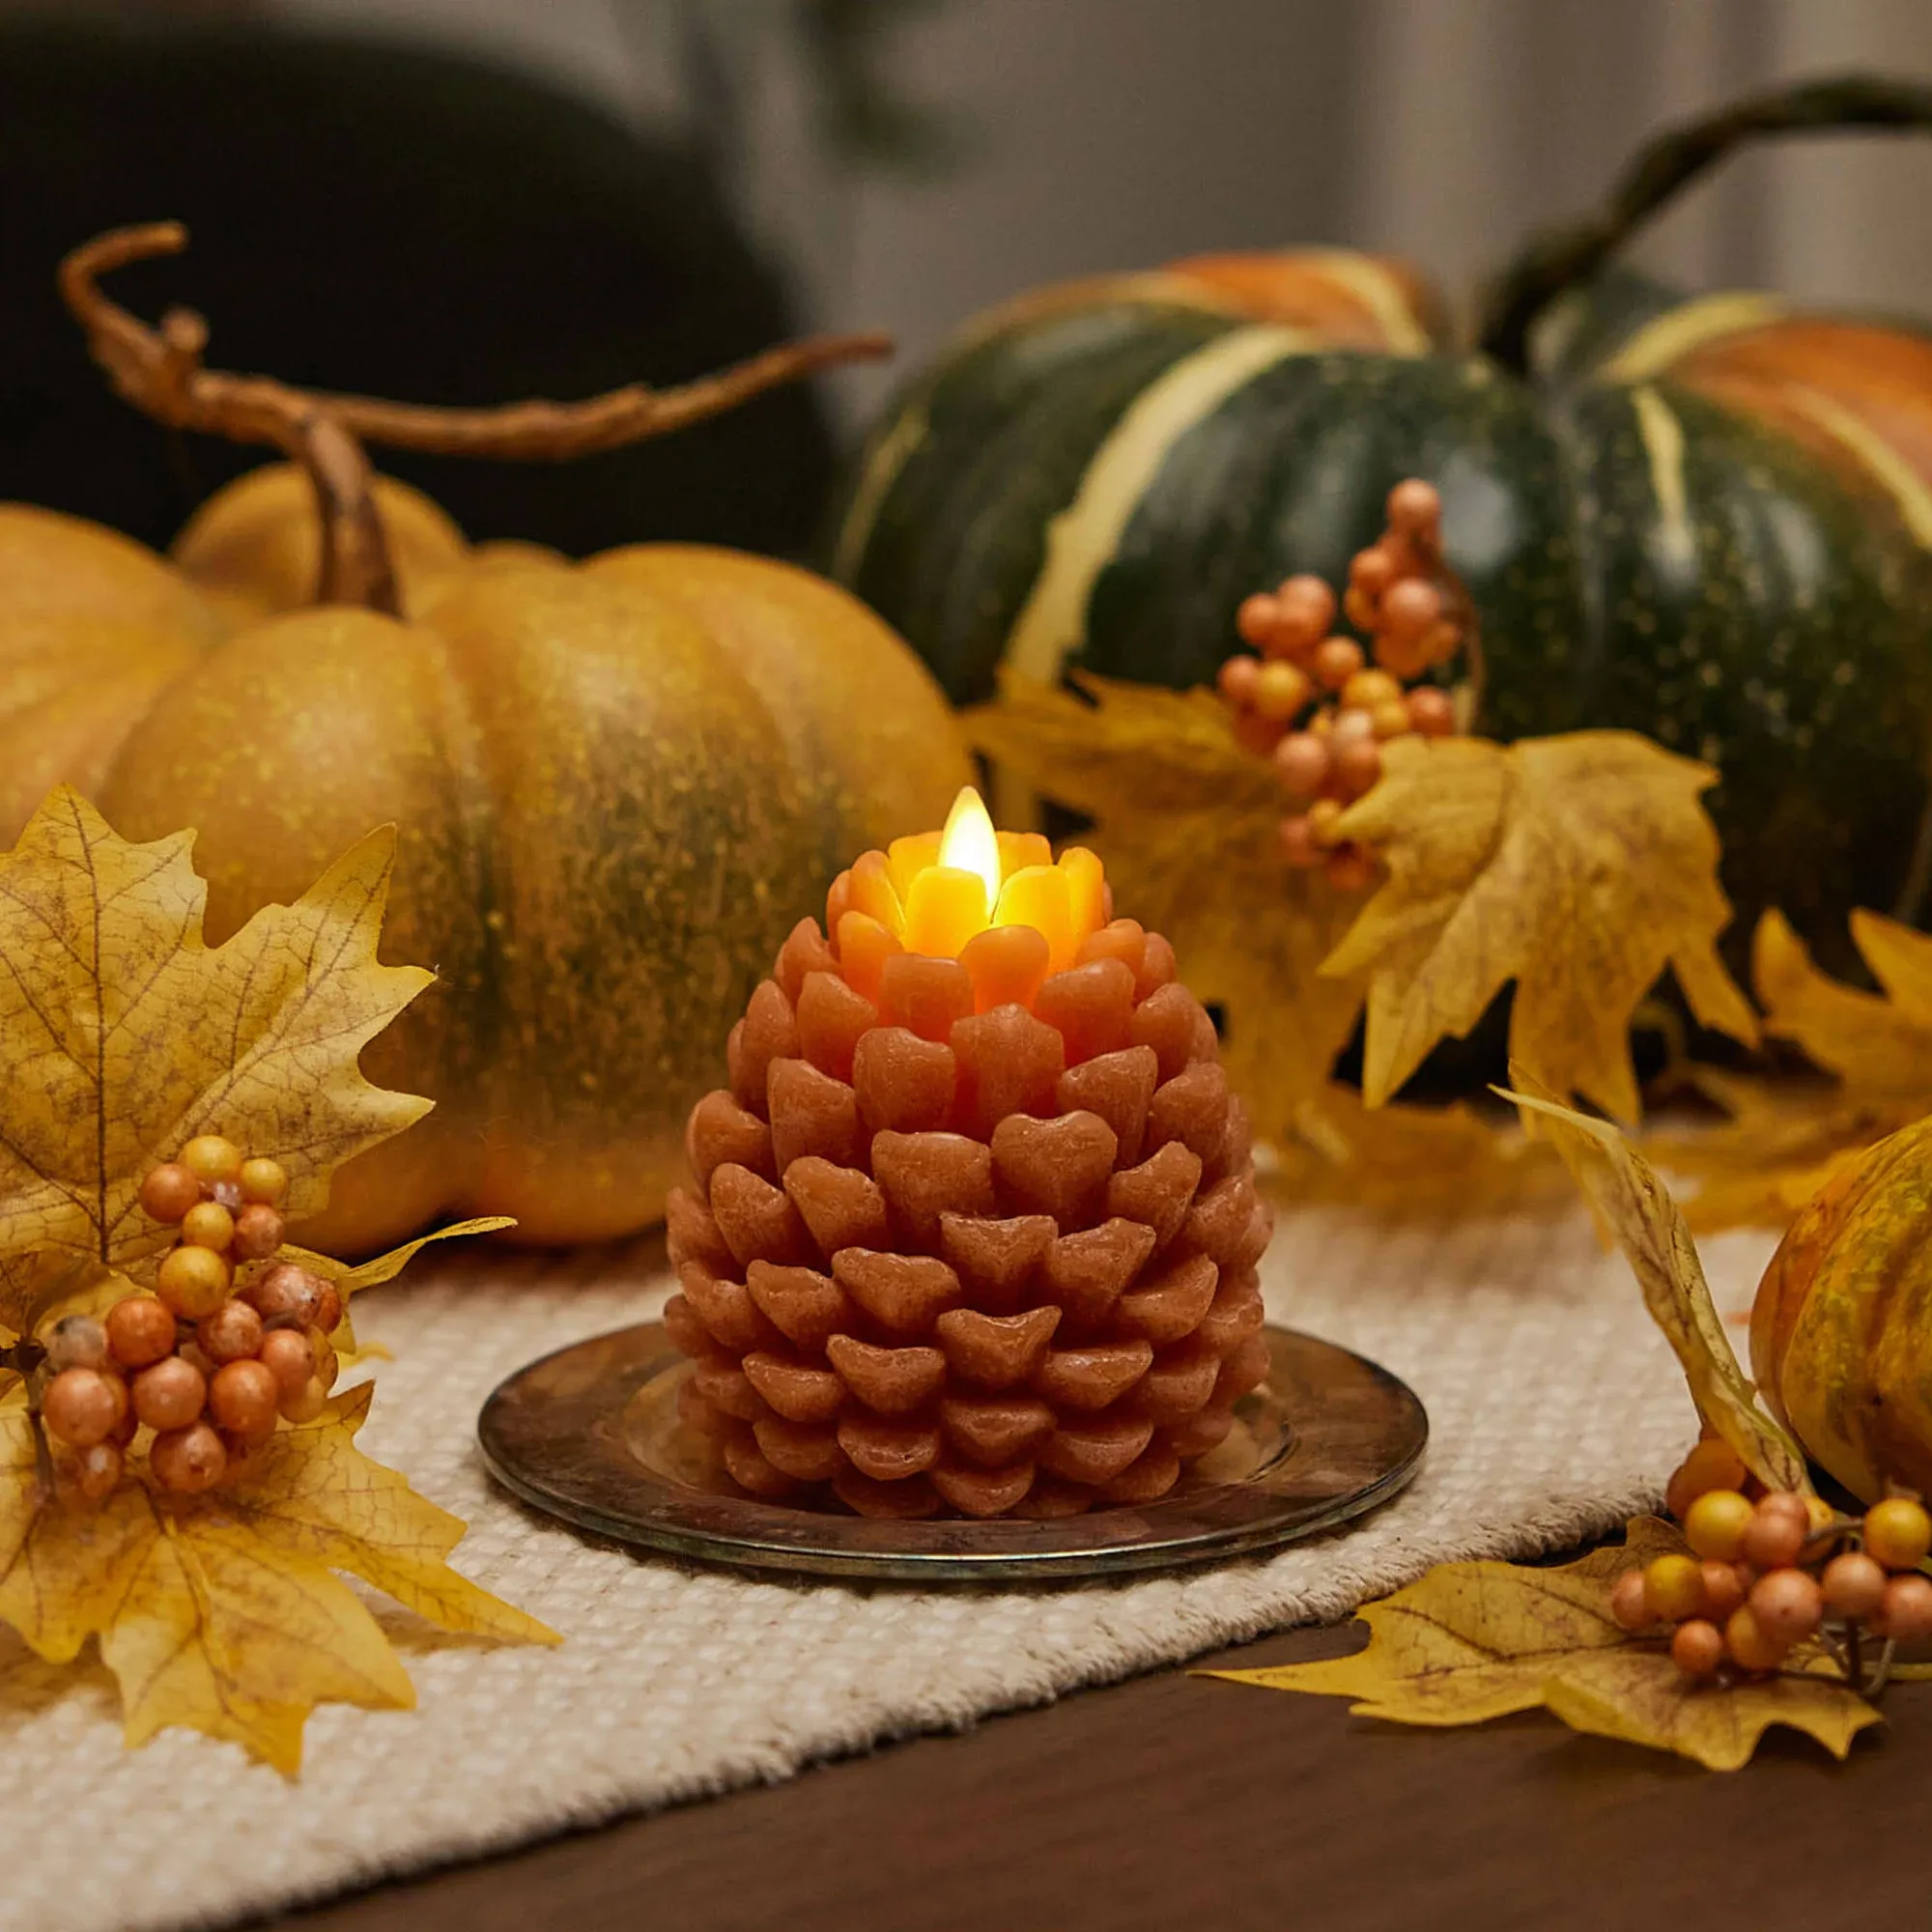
0,224,971,1253
1752,1115,1932,1501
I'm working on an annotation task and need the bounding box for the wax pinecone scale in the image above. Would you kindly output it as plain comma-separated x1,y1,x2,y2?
666,915,1274,1520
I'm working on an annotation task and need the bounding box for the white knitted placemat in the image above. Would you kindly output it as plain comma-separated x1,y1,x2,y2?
0,1208,1776,1932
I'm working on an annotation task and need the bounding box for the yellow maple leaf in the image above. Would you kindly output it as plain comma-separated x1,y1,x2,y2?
1503,1075,1808,1492
1326,733,1757,1121
967,673,1369,1139
1656,910,1932,1230
0,786,431,1270
0,1386,556,1774
1207,1518,1879,1771
1268,1084,1572,1221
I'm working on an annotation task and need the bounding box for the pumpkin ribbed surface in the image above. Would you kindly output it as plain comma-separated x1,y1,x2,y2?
665,915,1273,1520
1751,1115,1932,1502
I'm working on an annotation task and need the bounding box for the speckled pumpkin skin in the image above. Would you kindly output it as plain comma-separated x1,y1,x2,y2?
1751,1117,1932,1501
0,468,972,1252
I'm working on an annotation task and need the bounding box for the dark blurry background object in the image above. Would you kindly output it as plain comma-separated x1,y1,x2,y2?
0,11,839,556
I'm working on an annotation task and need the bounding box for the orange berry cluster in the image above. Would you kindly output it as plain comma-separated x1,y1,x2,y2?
39,1134,341,1503
1613,1436,1932,1683
1216,478,1464,891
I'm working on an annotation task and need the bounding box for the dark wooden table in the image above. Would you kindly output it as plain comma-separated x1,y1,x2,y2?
264,1578,1923,1932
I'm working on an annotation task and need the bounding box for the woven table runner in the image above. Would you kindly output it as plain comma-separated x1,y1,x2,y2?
0,1208,1777,1932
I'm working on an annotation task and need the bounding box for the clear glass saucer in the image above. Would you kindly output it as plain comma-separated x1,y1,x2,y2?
477,1322,1426,1584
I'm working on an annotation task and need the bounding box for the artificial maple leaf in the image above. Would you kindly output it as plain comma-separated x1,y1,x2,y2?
1325,732,1757,1121
0,786,431,1272
0,1386,556,1774
1207,1517,1880,1771
1503,1075,1808,1493
1656,910,1932,1230
967,673,1369,1139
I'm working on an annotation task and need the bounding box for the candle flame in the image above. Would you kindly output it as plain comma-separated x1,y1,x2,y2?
938,785,1003,916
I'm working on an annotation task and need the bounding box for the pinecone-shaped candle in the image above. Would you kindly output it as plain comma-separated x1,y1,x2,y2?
664,788,1273,1520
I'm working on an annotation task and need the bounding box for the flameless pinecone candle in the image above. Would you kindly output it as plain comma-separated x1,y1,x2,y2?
664,788,1274,1520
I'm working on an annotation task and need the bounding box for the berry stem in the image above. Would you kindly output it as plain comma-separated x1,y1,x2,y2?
58,221,893,614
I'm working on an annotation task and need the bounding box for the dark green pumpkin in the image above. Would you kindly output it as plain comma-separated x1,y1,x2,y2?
829,84,1932,970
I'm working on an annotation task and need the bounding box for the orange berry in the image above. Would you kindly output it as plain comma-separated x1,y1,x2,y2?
1743,1500,1807,1572
1372,632,1431,680
312,1280,343,1337
1748,1568,1823,1644
1671,1618,1724,1679
1236,593,1282,648
1822,1550,1889,1621
181,1135,242,1186
231,1204,286,1263
239,1156,289,1207
244,1262,323,1327
1380,577,1442,640
1272,731,1330,798
1642,1553,1704,1624
1305,799,1345,847
1311,636,1365,691
1864,1497,1932,1572
1420,619,1463,665
210,1359,280,1440
1385,478,1441,537
1876,1573,1932,1642
1273,573,1336,641
43,1368,120,1449
1254,660,1312,723
1665,1438,1748,1518
132,1355,207,1433
181,1200,235,1253
1332,735,1383,799
1406,687,1457,737
156,1243,231,1319
1724,1604,1787,1674
105,1294,178,1371
150,1422,227,1494
1698,1559,1747,1623
1684,1489,1753,1563
1324,847,1378,894
258,1328,317,1399
138,1162,202,1225
1609,1571,1651,1632
197,1299,265,1365
1349,547,1395,596
1217,654,1262,708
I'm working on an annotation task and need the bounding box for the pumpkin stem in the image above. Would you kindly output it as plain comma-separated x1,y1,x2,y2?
60,221,895,607
1476,74,1932,374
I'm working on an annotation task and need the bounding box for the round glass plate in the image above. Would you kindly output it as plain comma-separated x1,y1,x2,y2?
478,1322,1427,1584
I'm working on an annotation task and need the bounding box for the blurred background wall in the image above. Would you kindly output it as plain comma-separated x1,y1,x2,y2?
242,0,1932,412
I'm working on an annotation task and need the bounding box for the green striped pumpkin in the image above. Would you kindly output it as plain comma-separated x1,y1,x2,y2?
828,247,1932,969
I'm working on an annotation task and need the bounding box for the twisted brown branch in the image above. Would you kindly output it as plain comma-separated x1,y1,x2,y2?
59,221,894,611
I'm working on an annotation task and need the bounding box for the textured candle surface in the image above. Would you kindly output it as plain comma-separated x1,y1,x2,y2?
666,902,1272,1520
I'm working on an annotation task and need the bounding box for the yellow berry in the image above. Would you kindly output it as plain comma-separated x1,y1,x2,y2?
181,1135,242,1185
1684,1489,1754,1563
1254,661,1312,723
1664,1437,1747,1518
1305,799,1345,847
1643,1553,1704,1624
1341,668,1403,713
1369,699,1412,741
156,1243,232,1319
1865,1497,1932,1572
181,1201,236,1254
1724,1604,1786,1674
239,1156,290,1206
